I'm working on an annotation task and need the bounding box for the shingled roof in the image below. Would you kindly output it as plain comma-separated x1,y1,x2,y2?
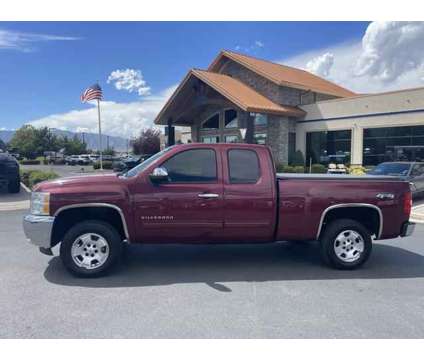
208,50,356,98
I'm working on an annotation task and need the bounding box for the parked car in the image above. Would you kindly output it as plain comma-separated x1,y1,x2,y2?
0,152,20,193
367,162,424,196
65,155,90,166
23,143,414,277
112,155,152,173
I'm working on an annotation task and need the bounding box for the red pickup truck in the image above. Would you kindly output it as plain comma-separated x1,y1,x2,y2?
23,143,414,277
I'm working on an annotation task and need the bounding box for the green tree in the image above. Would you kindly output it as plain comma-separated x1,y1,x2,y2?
59,135,87,155
9,125,39,159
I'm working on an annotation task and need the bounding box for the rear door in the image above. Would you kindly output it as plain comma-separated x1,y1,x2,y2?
222,147,277,242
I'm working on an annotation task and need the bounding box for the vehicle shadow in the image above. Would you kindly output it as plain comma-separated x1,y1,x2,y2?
43,241,424,291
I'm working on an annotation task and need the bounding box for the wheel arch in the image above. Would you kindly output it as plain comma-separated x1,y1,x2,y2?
316,203,383,240
51,203,130,247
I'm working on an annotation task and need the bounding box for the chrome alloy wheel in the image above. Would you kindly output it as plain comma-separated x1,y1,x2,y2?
333,230,364,263
71,233,110,269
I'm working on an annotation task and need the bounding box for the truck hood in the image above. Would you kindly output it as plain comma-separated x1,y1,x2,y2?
34,173,123,192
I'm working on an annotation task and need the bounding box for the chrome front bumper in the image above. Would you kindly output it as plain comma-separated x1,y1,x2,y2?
23,214,55,249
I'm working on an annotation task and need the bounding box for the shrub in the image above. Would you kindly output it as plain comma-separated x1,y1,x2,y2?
311,164,327,174
293,166,305,173
290,150,305,166
348,165,367,175
20,170,58,189
93,160,113,170
20,159,41,165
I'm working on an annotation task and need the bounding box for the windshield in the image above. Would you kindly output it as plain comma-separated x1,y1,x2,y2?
123,146,175,178
368,163,411,176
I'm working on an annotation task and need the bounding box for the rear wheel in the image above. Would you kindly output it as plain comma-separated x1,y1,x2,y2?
60,220,123,277
320,219,372,270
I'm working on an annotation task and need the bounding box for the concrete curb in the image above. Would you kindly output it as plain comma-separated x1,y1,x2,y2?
0,200,30,211
20,182,31,193
411,204,424,223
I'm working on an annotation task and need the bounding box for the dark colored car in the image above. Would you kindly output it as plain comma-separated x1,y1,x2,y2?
23,143,414,277
367,162,424,196
112,155,152,173
0,152,20,193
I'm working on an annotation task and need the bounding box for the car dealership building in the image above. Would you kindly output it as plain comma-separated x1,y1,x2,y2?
155,50,424,166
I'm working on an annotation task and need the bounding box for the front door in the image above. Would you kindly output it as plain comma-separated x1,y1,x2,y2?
133,148,224,243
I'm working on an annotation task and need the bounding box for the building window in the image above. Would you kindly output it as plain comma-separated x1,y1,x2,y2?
201,113,220,129
254,133,267,144
254,114,267,126
202,136,220,143
306,130,351,165
288,132,296,162
363,125,424,165
224,135,240,143
224,109,238,128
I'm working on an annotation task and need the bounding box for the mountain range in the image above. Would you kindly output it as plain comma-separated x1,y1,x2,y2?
0,129,130,152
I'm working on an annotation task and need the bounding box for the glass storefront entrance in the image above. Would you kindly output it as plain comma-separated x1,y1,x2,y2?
306,130,351,165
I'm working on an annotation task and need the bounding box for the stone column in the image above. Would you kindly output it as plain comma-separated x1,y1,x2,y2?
267,115,291,165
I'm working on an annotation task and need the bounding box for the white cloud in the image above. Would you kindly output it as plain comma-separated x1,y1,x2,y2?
355,22,424,82
281,21,424,93
306,52,334,78
235,40,265,53
107,68,151,96
255,40,264,48
0,28,80,52
29,85,177,139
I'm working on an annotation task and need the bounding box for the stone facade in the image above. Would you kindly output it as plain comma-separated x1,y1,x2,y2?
266,115,297,165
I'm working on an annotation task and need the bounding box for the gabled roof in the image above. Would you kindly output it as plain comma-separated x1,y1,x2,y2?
154,69,305,124
208,50,356,98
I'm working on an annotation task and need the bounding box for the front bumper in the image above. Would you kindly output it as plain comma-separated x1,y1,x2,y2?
400,221,415,237
23,214,55,248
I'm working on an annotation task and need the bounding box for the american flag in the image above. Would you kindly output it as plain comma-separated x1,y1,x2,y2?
81,83,103,102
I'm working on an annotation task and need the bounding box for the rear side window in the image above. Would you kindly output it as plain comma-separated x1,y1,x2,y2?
162,149,217,183
228,149,260,183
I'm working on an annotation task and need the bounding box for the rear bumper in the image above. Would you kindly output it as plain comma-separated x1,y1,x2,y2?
400,221,415,237
23,214,55,248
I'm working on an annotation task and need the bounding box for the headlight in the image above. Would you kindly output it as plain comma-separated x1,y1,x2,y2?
30,192,50,215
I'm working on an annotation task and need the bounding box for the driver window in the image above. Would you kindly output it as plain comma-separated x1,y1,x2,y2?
161,149,217,183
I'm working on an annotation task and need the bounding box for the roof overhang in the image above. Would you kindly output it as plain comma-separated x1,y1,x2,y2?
154,69,305,125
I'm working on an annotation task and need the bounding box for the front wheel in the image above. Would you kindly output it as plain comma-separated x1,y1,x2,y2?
60,220,123,277
320,219,372,270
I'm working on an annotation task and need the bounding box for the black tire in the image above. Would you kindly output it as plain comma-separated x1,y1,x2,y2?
60,220,123,277
320,219,372,270
8,176,20,193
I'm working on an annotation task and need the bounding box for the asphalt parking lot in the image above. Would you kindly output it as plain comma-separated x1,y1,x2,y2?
1,209,424,338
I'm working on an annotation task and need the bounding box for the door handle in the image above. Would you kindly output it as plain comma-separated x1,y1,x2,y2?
198,193,219,199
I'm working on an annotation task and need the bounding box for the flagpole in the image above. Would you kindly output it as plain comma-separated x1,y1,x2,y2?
97,98,103,171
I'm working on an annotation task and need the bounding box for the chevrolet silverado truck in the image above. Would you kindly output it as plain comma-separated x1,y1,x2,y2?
23,143,415,277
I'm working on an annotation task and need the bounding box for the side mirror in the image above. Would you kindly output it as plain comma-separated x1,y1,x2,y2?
149,167,169,183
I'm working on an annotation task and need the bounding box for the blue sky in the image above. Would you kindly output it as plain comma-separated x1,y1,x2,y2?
1,21,423,138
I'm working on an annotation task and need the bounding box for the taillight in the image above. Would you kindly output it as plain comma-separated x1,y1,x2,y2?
404,191,412,216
